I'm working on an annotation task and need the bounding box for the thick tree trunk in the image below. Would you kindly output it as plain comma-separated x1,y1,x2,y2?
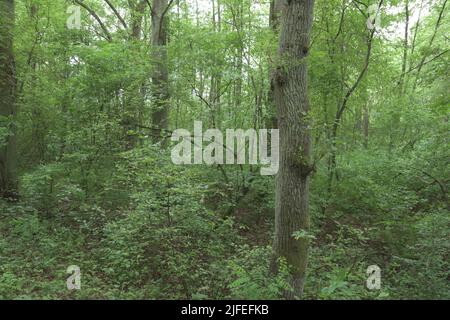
0,0,18,199
271,0,315,299
151,0,170,143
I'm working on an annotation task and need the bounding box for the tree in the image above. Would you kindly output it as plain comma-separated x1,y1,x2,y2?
268,0,283,128
328,0,383,187
151,0,171,143
129,0,147,39
271,0,315,299
0,0,18,199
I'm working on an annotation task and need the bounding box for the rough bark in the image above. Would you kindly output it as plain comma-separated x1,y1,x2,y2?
271,0,315,299
0,0,18,199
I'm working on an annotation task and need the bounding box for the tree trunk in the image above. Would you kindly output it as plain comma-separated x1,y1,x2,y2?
399,0,409,94
0,0,18,200
151,0,170,144
232,1,243,116
267,0,283,129
129,0,147,39
271,0,315,299
327,0,381,188
122,0,148,149
209,0,222,128
413,0,447,90
363,104,370,149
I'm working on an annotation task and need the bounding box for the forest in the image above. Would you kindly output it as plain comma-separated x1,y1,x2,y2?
0,0,448,300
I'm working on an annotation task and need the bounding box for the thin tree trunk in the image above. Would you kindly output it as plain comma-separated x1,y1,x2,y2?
327,0,383,188
271,0,315,299
410,0,424,58
232,2,243,115
413,0,447,90
209,0,221,128
122,0,148,149
267,0,282,129
0,0,18,199
399,0,409,93
363,103,370,149
390,0,409,151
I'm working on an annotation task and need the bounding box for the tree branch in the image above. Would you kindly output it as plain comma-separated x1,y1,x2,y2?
414,0,448,87
334,0,384,129
104,0,128,30
73,0,112,41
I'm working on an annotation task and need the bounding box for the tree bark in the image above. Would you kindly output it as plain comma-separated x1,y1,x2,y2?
151,0,171,144
0,0,18,199
267,0,283,129
271,0,315,299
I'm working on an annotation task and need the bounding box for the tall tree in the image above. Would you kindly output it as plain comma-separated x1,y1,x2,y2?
412,0,447,90
271,0,315,298
122,0,149,149
328,0,383,187
0,0,18,199
151,0,171,143
399,0,409,93
268,0,283,128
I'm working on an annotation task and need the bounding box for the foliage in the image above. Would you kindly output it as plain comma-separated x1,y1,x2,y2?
0,0,448,300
